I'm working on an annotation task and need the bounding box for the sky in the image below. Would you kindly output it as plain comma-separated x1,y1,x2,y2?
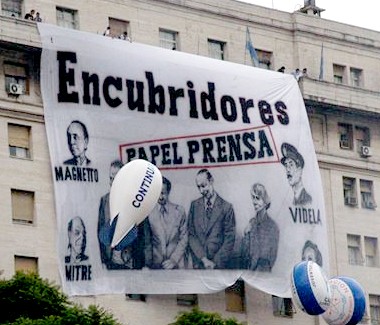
238,0,380,32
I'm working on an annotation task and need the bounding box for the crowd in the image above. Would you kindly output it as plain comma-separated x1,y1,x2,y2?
24,9,42,22
277,66,308,81
103,26,132,42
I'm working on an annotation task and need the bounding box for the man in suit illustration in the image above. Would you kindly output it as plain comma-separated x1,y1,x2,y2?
187,169,236,269
144,177,188,269
97,159,144,269
64,120,91,166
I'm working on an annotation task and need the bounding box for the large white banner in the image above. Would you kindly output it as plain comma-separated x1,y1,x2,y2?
39,24,329,297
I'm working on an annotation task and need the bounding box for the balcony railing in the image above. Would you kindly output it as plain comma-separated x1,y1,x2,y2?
300,77,380,115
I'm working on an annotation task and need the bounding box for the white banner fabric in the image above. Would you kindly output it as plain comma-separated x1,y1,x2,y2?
38,23,329,297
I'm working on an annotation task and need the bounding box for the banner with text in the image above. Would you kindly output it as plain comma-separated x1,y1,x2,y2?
39,23,329,297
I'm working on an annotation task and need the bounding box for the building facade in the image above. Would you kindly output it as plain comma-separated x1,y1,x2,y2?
1,0,380,324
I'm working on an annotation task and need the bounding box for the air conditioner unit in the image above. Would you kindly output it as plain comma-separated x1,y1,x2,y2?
345,196,357,206
361,145,372,157
7,83,24,95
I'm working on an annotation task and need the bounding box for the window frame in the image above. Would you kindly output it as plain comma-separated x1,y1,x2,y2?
360,179,376,210
343,177,357,206
125,294,146,302
8,123,32,159
333,64,346,84
272,295,294,318
1,0,22,18
159,29,178,51
176,294,198,306
338,123,353,150
370,295,380,324
14,255,38,273
4,62,29,95
108,17,130,39
350,67,363,87
347,234,363,266
256,49,273,70
11,189,35,224
208,39,226,60
364,236,378,267
225,280,245,313
56,6,79,30
355,125,371,153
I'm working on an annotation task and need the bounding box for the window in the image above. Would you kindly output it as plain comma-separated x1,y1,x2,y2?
365,237,378,267
370,295,380,324
225,280,245,312
360,179,376,209
15,256,38,273
11,189,34,224
350,67,363,87
2,0,22,18
208,39,226,60
159,29,178,50
347,234,362,265
272,296,294,317
108,17,129,39
343,177,357,206
126,294,146,302
256,49,273,70
176,294,198,306
338,123,353,149
333,64,346,84
56,7,78,29
356,126,370,152
4,62,28,95
309,115,324,150
8,124,31,159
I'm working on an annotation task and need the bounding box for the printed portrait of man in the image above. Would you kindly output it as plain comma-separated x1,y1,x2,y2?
187,169,236,269
281,142,312,206
65,216,89,264
98,159,141,269
64,120,91,166
144,176,188,269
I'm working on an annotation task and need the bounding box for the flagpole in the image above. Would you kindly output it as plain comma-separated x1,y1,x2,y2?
245,27,259,67
244,27,248,65
319,43,324,81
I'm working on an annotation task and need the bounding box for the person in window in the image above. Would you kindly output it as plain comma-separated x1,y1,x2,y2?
65,216,89,264
119,31,131,42
187,169,236,269
281,142,312,206
64,120,91,166
241,183,279,272
103,26,111,36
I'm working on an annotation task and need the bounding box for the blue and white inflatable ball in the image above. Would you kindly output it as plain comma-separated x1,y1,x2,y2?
291,261,331,315
322,277,366,325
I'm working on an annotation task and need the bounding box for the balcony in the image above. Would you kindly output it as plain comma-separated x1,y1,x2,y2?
300,77,380,115
0,15,41,50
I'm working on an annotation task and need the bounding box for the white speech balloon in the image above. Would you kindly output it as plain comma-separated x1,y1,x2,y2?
109,159,162,249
